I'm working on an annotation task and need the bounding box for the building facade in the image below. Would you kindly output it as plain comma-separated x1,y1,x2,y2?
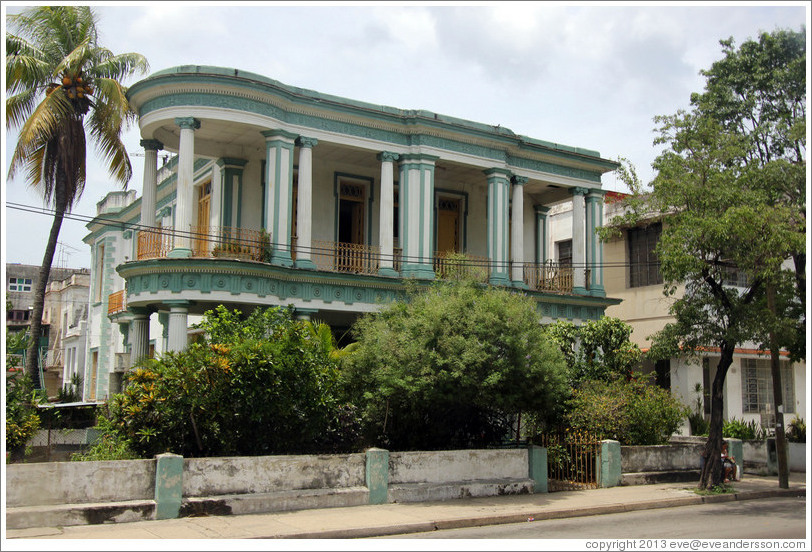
546,195,807,432
82,65,621,401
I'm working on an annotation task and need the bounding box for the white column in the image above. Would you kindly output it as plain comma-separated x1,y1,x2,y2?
170,117,200,258
129,309,150,365
166,302,189,352
140,140,163,229
294,137,318,269
511,176,527,288
572,187,588,294
378,151,399,276
399,154,437,280
485,168,511,286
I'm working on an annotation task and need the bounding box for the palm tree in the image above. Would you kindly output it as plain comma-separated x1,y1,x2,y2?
6,6,148,389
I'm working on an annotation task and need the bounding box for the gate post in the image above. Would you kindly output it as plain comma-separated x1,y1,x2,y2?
366,448,390,504
596,440,622,488
528,445,548,493
154,453,184,519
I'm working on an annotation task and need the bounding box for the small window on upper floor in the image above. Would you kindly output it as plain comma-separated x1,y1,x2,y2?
8,277,33,292
556,240,572,267
628,222,662,288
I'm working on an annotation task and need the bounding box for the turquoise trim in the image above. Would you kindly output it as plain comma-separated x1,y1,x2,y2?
129,69,616,180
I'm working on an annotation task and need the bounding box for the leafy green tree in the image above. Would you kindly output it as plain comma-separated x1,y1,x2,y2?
102,306,358,458
6,6,148,388
601,29,805,489
544,317,642,387
566,378,689,445
342,279,569,450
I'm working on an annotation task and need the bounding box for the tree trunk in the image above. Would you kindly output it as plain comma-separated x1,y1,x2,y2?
767,284,789,489
698,341,734,489
24,179,68,390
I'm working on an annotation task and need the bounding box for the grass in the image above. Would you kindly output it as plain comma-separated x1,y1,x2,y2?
692,483,736,496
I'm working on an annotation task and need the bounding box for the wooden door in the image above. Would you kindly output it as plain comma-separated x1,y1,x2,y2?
436,198,460,254
195,181,211,255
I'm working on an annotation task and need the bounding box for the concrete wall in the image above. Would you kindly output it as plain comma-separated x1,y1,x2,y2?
5,459,155,508
389,449,528,484
622,444,705,473
183,453,366,497
743,440,806,473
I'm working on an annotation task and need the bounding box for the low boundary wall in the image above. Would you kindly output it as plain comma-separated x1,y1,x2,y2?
5,445,548,530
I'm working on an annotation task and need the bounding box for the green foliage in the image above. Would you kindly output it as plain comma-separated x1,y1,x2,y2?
785,417,805,443
722,418,766,441
544,317,642,387
5,331,42,459
102,306,360,458
693,483,735,496
72,408,138,461
566,378,689,445
342,278,569,450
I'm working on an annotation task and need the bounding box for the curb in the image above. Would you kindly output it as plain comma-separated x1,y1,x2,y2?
274,488,805,539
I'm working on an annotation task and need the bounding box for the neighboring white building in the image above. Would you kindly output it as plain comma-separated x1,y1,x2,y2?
548,194,806,432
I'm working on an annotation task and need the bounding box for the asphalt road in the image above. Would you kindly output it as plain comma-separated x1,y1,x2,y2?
373,497,807,539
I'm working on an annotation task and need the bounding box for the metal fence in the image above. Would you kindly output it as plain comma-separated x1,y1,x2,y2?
536,429,600,491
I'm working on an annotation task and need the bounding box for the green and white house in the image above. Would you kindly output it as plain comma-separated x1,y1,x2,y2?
82,65,620,401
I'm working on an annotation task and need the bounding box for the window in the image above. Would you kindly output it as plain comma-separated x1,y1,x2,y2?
556,240,572,267
9,310,30,322
8,277,33,292
741,358,795,415
628,222,662,288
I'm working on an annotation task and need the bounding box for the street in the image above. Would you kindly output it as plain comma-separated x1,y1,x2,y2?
372,497,807,539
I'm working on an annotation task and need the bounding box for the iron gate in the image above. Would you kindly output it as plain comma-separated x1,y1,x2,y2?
536,429,600,491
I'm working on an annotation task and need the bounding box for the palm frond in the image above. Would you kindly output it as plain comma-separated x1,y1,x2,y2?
8,90,73,180
6,90,41,131
90,52,150,81
5,34,52,94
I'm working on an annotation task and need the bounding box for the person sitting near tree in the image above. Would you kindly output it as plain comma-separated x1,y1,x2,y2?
721,442,737,482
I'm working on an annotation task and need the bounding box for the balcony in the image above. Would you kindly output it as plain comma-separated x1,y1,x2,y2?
107,290,126,316
133,227,580,294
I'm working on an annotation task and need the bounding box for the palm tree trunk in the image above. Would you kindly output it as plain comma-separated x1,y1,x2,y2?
24,182,68,390
698,341,734,489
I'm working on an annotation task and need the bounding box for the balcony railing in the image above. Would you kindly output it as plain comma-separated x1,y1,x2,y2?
133,227,581,294
108,290,126,315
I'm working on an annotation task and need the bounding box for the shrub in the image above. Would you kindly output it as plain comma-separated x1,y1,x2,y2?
5,331,42,461
342,278,569,450
722,418,766,440
102,306,358,458
785,417,805,443
566,378,689,445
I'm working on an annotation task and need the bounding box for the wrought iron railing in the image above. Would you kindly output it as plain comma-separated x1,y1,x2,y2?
433,251,490,283
137,229,173,260
535,429,600,491
311,240,380,275
523,261,575,294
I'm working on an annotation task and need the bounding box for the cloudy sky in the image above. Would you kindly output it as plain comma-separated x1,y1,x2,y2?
2,1,809,269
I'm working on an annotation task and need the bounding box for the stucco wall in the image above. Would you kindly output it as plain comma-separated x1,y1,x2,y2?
388,449,528,484
621,444,705,473
182,453,366,497
5,459,155,507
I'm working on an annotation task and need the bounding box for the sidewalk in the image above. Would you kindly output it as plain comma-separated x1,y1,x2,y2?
6,473,805,540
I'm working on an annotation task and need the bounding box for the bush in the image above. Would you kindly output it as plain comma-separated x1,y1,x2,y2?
785,417,805,443
566,378,689,445
342,278,569,450
722,418,766,441
5,331,42,461
102,306,359,458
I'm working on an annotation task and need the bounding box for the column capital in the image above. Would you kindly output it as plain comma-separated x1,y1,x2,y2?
377,151,400,163
140,139,164,151
127,306,152,317
159,206,172,218
164,300,191,309
399,153,439,166
535,205,551,216
572,186,590,196
296,136,319,148
216,157,248,169
261,129,298,141
511,175,529,186
174,117,200,130
484,167,512,180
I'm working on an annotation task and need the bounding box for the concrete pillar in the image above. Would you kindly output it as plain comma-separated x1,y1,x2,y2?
129,308,150,366
571,187,588,294
398,154,438,279
140,139,163,230
154,453,183,520
485,168,511,286
586,191,605,296
511,176,527,288
294,308,318,321
378,151,399,277
535,205,550,264
294,137,318,269
216,158,247,229
596,439,622,488
166,301,189,352
527,445,548,493
365,448,390,505
261,129,297,267
169,118,200,258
